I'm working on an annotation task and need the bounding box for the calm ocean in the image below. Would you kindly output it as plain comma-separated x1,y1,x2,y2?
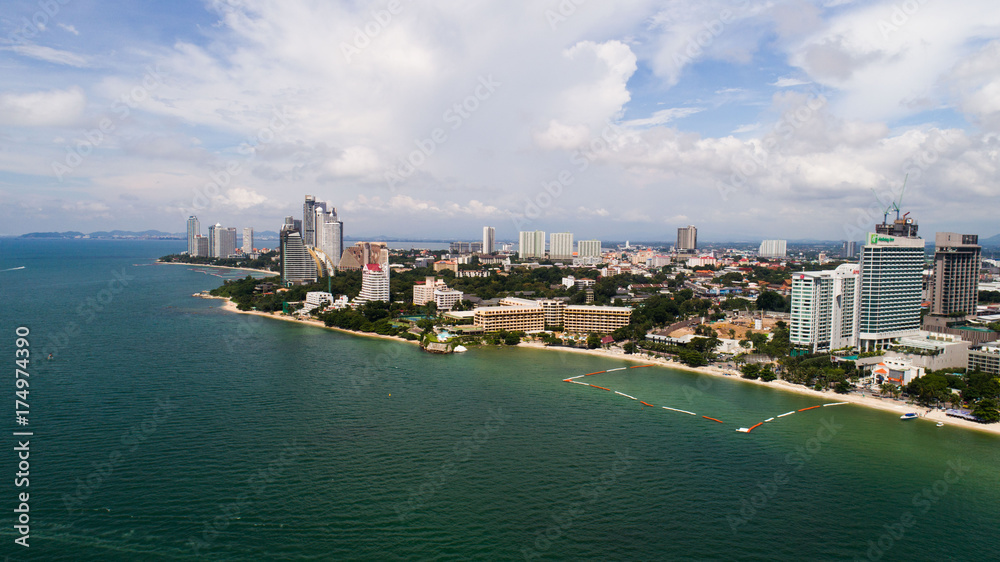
0,239,997,560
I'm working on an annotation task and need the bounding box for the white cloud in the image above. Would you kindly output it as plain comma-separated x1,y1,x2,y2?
5,44,89,67
624,107,703,128
0,87,86,127
57,23,80,35
770,77,811,88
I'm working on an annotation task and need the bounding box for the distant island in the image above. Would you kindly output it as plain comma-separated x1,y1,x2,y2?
17,229,280,240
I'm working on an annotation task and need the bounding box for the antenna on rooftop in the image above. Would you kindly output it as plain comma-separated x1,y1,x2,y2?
893,174,907,221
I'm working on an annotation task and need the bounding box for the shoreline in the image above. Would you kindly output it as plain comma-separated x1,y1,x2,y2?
157,260,278,276
206,295,999,437
201,294,421,347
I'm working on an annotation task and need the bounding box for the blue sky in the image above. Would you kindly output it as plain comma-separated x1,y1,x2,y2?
2,0,999,242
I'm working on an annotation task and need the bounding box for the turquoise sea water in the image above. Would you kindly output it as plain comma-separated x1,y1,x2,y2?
0,239,998,560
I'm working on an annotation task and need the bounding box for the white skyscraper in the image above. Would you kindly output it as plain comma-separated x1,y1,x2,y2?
316,207,344,273
242,227,254,254
578,240,601,259
187,216,201,256
858,220,924,350
550,232,574,260
759,240,787,258
518,231,546,259
357,263,390,304
790,263,861,353
483,226,495,255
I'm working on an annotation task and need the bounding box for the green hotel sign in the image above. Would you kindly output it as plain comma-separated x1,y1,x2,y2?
868,233,895,244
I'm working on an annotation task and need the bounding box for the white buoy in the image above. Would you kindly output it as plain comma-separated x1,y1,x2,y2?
764,417,775,422
777,411,796,418
662,406,697,416
614,391,637,400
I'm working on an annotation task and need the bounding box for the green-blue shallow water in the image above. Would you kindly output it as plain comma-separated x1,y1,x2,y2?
1,239,998,561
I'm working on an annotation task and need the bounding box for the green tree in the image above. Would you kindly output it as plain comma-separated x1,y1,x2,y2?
759,364,777,382
587,333,602,349
972,399,999,423
741,364,760,380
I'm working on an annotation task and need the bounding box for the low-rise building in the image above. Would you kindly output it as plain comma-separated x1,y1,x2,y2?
871,358,925,386
474,304,544,332
564,305,631,333
968,342,1000,375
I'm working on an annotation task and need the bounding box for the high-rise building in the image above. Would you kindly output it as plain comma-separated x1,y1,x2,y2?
483,226,495,254
357,264,390,304
550,232,574,260
208,223,221,258
578,240,601,259
187,216,201,256
759,240,787,258
470,242,482,254
842,240,859,259
316,207,343,273
450,242,471,255
518,231,546,259
677,225,697,252
210,224,236,258
303,195,319,246
242,227,254,255
858,218,924,350
195,235,208,258
790,263,861,353
280,225,320,284
929,233,980,316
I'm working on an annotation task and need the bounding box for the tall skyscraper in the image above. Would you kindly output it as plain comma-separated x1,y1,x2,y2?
187,216,200,256
842,240,859,258
550,232,574,260
303,195,318,246
790,263,861,353
759,240,787,258
518,231,546,259
212,226,237,258
357,264,390,304
578,240,601,259
242,227,254,254
483,226,495,254
209,223,221,258
677,225,697,253
316,207,344,272
280,224,320,284
929,233,980,316
858,217,923,350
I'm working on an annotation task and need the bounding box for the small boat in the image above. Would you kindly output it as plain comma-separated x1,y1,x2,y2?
900,413,919,420
736,427,750,433
936,422,944,427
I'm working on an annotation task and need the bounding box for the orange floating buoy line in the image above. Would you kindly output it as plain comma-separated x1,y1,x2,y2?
560,366,850,434
562,365,718,422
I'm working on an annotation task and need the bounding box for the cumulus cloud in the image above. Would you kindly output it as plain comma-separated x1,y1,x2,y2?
0,87,86,127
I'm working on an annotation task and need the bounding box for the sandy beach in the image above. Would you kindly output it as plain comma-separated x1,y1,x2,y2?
157,260,278,276
204,294,1000,437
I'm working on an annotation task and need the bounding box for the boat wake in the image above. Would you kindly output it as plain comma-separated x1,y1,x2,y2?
1,266,26,272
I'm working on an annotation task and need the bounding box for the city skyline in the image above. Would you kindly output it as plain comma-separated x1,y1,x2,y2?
3,1,1000,240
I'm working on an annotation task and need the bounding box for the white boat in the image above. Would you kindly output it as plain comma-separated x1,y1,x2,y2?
936,422,944,427
736,428,750,433
900,413,918,420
